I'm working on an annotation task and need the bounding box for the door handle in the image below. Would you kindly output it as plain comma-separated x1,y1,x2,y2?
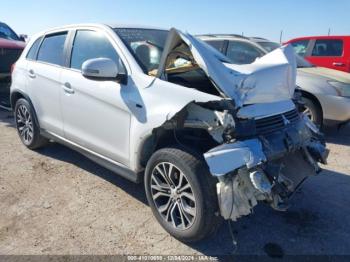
28,69,36,79
333,62,345,67
62,82,74,94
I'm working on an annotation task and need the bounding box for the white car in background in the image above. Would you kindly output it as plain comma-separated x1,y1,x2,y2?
200,34,350,127
11,24,328,242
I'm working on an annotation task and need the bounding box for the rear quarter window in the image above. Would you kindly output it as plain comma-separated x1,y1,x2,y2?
26,37,42,60
37,33,67,66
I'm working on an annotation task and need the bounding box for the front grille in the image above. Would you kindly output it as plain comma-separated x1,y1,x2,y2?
255,109,300,135
0,48,22,73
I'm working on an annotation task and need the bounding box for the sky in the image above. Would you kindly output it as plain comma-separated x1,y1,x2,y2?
1,0,349,42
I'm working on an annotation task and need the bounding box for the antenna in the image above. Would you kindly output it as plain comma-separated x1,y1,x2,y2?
279,30,283,44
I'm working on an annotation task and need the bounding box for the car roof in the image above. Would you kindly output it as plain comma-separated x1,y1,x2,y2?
37,23,168,36
286,35,350,43
197,34,249,41
107,23,167,31
249,37,272,42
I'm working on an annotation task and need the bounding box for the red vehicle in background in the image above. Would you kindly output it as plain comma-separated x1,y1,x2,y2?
0,21,25,109
285,36,350,73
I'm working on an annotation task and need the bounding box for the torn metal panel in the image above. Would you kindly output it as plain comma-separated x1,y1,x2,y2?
184,103,235,143
157,28,297,107
217,169,269,221
225,46,297,105
203,112,328,221
204,139,266,176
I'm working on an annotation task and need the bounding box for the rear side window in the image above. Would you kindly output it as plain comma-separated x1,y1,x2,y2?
226,41,263,64
291,40,309,56
37,33,67,66
70,30,119,70
311,39,343,57
26,37,42,60
205,40,224,53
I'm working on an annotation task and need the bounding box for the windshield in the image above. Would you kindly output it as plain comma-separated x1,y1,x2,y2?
0,22,20,41
257,41,281,52
114,28,168,74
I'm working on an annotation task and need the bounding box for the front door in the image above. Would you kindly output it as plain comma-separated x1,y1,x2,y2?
60,29,131,166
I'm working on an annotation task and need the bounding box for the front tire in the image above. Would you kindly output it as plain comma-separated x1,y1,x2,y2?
144,147,221,242
14,98,48,149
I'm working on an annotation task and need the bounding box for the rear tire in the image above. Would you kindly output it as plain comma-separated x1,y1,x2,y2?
14,98,48,149
144,147,222,242
301,97,323,128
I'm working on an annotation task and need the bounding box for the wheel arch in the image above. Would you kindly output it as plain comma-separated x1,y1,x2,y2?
137,127,215,173
299,89,324,120
10,90,41,129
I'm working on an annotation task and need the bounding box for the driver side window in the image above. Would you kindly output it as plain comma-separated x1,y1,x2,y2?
70,30,121,70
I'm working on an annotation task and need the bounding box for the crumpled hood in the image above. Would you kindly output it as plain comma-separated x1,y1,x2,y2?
298,66,350,84
157,29,297,108
224,46,297,106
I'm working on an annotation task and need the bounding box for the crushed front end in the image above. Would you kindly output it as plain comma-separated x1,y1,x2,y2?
204,107,329,221
153,28,329,222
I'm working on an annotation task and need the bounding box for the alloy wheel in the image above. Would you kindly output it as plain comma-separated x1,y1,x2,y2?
150,162,196,230
303,106,314,122
16,104,34,145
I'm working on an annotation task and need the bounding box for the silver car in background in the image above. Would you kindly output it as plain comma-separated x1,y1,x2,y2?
200,34,350,127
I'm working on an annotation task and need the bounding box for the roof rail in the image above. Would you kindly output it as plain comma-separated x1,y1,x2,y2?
249,37,268,40
196,34,249,39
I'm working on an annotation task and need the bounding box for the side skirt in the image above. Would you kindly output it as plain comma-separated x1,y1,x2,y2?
40,130,142,183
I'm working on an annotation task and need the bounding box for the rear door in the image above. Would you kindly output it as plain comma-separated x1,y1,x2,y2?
26,32,68,136
306,38,347,72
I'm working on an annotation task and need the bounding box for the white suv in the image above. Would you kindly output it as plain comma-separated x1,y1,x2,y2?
10,24,328,242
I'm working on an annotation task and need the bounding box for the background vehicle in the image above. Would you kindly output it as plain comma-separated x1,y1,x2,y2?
11,24,327,242
285,36,350,73
0,21,25,109
200,34,350,127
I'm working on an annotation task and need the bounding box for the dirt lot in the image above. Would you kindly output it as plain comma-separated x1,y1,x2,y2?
0,108,350,257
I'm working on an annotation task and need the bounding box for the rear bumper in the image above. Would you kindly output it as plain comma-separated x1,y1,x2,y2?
0,75,11,109
0,73,11,80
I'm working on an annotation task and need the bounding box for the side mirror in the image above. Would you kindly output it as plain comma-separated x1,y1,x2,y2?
82,58,127,83
19,34,27,42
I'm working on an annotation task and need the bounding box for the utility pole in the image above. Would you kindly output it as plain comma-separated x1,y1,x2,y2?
279,30,283,44
328,28,331,36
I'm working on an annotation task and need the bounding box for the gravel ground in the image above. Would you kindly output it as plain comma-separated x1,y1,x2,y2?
0,108,349,257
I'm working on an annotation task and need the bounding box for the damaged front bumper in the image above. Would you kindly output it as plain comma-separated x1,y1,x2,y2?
204,115,329,221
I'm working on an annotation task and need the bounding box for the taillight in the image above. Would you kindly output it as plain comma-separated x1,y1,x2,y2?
11,63,16,75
